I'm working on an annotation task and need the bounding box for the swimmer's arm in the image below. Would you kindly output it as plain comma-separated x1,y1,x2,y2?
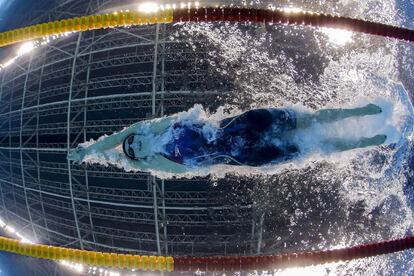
96,116,176,151
87,115,177,150
126,155,188,174
68,116,177,162
73,122,146,158
149,115,177,135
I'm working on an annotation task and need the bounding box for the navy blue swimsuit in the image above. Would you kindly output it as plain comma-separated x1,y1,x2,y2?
163,109,300,167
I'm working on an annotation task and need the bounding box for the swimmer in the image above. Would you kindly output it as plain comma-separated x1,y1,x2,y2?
68,104,385,173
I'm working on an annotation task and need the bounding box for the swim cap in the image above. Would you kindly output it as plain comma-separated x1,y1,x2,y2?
122,134,152,160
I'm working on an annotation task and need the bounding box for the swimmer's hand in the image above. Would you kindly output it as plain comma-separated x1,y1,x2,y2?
67,147,87,162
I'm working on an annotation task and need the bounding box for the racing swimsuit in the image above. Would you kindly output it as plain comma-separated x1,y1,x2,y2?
162,109,299,167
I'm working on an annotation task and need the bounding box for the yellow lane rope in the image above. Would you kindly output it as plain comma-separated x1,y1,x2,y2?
0,236,174,272
0,10,174,48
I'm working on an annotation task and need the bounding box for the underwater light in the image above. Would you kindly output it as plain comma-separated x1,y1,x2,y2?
5,225,16,234
17,41,35,56
321,27,354,46
281,7,304,14
138,2,159,13
280,264,342,276
60,260,86,274
1,57,17,69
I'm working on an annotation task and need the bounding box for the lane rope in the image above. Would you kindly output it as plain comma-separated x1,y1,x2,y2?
0,7,413,49
0,235,413,272
0,236,174,272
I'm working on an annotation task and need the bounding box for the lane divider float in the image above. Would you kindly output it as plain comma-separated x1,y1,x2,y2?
1,235,414,272
0,7,413,49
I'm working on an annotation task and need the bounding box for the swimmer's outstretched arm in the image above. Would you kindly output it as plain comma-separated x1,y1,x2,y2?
296,104,382,128
68,115,177,162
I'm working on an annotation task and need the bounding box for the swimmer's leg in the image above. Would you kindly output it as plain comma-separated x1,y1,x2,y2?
220,109,297,140
296,104,382,128
220,109,274,131
325,134,387,152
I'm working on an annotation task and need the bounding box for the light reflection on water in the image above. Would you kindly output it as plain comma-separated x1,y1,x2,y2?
320,28,354,46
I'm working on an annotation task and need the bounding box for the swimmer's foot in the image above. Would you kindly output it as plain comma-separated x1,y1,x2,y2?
326,134,387,151
358,134,387,148
359,104,382,115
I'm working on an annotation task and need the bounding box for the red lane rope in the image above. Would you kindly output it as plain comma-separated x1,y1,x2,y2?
172,8,414,42
174,236,414,271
